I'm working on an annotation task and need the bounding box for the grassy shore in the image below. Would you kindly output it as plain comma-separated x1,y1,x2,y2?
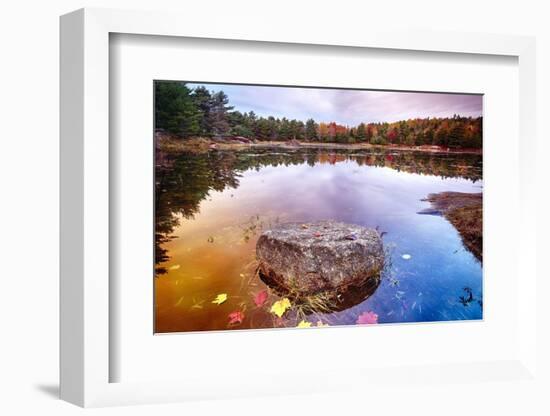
422,192,483,261
156,133,483,155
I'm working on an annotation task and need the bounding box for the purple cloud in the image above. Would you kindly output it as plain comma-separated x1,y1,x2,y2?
187,82,482,125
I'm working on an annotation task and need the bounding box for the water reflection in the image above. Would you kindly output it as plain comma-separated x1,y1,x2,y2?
154,147,483,332
259,266,381,314
155,147,482,273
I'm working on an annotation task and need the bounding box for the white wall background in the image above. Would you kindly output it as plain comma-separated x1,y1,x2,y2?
0,0,548,414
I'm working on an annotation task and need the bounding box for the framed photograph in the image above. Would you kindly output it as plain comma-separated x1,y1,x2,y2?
60,8,538,407
153,81,484,334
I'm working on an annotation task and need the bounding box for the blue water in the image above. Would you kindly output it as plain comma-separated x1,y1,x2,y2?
156,148,483,330
231,157,483,324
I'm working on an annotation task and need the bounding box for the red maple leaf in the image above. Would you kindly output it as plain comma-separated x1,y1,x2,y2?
356,311,378,325
253,290,268,307
228,311,244,325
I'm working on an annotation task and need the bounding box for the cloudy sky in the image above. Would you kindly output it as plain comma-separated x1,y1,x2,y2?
187,82,482,126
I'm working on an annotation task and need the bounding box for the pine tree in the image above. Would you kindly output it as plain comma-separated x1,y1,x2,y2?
447,122,466,148
279,118,291,140
267,116,279,140
155,81,199,137
305,118,318,141
209,91,233,137
244,111,257,136
356,123,367,141
155,82,482,149
191,86,212,137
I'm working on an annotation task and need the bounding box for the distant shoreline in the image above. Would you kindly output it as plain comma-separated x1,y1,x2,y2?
157,133,483,155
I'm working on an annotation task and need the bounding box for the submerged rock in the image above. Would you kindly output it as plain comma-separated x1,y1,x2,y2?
256,221,384,296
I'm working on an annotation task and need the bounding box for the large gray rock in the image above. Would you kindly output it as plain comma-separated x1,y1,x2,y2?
256,221,384,296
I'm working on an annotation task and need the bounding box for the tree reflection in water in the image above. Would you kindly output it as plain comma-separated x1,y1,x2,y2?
155,147,482,275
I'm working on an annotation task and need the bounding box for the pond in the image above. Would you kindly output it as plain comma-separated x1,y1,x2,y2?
155,146,483,333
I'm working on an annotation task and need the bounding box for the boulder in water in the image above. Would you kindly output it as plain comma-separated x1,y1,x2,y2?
256,220,384,296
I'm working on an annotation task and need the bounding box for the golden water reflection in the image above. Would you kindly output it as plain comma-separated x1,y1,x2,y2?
155,147,483,332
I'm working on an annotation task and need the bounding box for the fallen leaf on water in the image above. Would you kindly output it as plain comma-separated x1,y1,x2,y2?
253,290,268,307
239,273,245,278
228,311,244,325
316,321,329,327
356,311,379,325
191,299,204,309
212,293,228,305
313,232,322,238
174,296,184,306
169,264,180,270
300,224,309,229
297,320,311,328
270,298,291,317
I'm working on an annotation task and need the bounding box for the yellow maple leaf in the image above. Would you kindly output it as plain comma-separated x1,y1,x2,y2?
212,293,228,305
270,298,291,317
297,320,312,328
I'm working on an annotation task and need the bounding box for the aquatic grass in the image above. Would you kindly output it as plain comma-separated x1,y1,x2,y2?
380,241,397,284
212,225,397,329
263,272,380,328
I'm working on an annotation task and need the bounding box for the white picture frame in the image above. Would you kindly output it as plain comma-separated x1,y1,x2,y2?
60,7,538,407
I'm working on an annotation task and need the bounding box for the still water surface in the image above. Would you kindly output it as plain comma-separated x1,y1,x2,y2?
155,148,483,333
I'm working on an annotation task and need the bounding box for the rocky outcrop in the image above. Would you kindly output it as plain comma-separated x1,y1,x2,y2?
256,221,384,297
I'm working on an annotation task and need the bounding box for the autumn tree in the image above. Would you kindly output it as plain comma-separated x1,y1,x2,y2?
318,122,330,142
155,82,482,148
387,127,398,144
